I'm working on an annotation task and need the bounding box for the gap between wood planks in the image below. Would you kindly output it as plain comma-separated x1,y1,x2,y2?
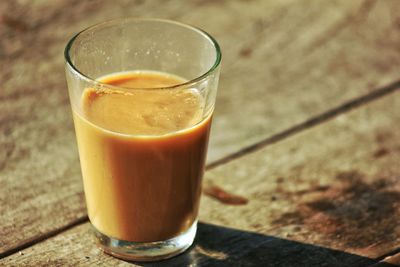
1,79,399,260
206,79,400,170
0,216,88,259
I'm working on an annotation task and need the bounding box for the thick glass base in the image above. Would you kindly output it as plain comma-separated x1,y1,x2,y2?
92,221,197,262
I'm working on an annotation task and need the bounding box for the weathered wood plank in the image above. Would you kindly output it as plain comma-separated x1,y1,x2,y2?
0,223,382,267
2,0,400,257
199,91,400,259
206,0,400,161
2,82,399,265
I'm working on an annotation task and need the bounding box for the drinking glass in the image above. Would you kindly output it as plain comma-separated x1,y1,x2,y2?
64,18,221,261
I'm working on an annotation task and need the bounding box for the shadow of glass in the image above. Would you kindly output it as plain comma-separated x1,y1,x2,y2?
136,222,396,267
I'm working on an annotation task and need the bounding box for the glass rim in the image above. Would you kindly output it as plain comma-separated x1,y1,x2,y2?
64,18,222,91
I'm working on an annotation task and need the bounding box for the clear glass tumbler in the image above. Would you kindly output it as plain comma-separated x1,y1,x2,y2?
64,18,221,261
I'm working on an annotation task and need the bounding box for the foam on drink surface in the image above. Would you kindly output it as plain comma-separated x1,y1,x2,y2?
82,71,203,136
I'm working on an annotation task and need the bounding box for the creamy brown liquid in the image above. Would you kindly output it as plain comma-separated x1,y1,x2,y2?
72,71,211,242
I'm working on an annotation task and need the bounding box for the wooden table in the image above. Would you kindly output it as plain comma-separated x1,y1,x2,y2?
1,0,400,266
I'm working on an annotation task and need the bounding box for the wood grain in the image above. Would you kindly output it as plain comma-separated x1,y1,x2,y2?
199,91,400,260
1,0,400,259
2,83,399,266
0,223,381,267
